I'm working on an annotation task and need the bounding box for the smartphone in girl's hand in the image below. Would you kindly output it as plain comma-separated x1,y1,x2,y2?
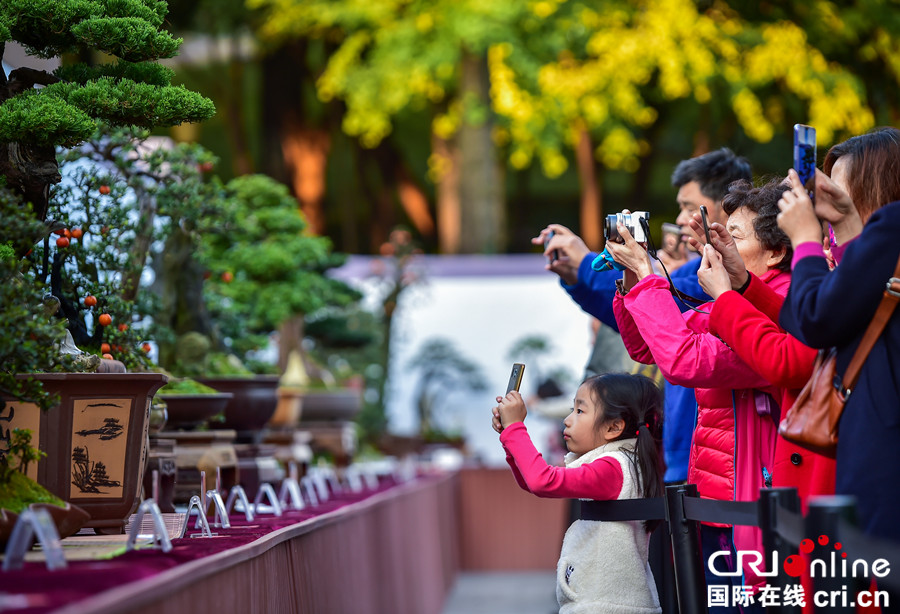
506,363,525,394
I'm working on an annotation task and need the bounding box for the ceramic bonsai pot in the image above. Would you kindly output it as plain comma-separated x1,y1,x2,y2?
299,388,363,422
0,502,91,547
195,375,279,432
1,373,168,533
157,393,233,431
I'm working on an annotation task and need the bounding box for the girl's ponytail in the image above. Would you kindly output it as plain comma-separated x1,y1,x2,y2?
635,387,665,532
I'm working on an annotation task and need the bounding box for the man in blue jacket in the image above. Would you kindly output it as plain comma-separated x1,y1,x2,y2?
534,148,751,483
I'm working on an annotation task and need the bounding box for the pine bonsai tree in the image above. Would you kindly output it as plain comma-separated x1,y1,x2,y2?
0,0,215,223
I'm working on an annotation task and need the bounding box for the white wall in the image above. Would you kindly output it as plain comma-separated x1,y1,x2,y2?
335,255,594,466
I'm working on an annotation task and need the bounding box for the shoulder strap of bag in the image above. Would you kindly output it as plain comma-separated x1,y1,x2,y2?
841,253,900,395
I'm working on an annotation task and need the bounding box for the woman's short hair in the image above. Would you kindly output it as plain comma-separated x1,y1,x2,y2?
722,179,793,273
823,127,900,222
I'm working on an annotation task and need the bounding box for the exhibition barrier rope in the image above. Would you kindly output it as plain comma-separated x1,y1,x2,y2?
580,486,900,613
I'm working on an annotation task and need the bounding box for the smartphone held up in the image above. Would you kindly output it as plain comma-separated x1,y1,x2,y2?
506,363,525,394
793,124,817,202
699,205,712,245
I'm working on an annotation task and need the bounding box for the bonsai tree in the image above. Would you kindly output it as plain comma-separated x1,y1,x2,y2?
0,0,215,226
0,429,62,515
46,126,221,370
406,337,487,440
195,174,363,375
0,185,76,410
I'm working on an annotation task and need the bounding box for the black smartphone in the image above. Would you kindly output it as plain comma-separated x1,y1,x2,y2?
505,363,525,394
544,230,558,264
699,205,712,245
794,123,817,201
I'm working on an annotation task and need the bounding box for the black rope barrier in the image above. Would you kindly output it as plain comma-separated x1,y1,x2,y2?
575,486,900,613
580,497,667,522
682,497,759,527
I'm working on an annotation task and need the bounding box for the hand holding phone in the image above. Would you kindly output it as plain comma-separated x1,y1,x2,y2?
699,205,712,245
544,231,559,264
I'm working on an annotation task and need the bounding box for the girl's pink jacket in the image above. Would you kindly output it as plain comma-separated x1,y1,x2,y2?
613,269,791,588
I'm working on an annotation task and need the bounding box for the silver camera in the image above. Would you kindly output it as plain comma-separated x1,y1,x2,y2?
603,211,649,243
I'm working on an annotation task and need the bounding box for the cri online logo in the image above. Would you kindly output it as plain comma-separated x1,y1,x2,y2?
709,534,891,579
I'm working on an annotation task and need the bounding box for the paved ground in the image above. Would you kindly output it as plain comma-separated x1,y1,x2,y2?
441,571,558,614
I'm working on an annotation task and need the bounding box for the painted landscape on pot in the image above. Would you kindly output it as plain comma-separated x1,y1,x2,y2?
70,399,132,498
0,401,41,482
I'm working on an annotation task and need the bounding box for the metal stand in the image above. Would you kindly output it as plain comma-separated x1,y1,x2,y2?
224,485,254,521
666,483,707,614
300,476,319,507
126,499,173,553
180,495,217,538
807,496,858,614
2,508,66,571
253,483,283,516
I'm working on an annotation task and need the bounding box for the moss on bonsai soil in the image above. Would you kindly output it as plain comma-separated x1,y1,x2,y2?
157,378,219,395
0,472,65,514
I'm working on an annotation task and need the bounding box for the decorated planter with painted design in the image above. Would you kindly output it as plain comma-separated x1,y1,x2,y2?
1,373,168,533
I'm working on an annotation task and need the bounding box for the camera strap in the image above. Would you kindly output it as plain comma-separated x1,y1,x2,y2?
639,217,709,311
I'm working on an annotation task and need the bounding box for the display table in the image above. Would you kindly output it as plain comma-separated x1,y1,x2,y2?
0,472,459,614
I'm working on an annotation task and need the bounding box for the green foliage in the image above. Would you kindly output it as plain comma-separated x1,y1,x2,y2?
157,377,219,395
70,16,181,61
0,89,97,147
0,190,74,411
1,0,99,57
0,470,64,512
200,174,362,357
56,59,175,87
0,429,46,483
49,79,216,129
0,0,214,152
2,0,176,60
251,0,885,176
47,127,220,369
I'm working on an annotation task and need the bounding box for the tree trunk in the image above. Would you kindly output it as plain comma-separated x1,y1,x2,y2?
431,134,461,253
278,315,303,375
121,187,156,303
0,44,61,223
0,141,59,223
281,126,331,235
261,41,332,236
457,53,505,254
225,48,254,177
154,227,214,370
575,127,603,251
395,165,434,238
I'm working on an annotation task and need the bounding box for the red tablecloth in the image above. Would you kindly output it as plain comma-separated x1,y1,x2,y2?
0,478,405,613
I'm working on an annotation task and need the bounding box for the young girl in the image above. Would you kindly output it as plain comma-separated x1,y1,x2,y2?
492,373,664,614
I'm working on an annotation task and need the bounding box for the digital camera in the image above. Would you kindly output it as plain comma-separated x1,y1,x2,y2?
603,211,650,243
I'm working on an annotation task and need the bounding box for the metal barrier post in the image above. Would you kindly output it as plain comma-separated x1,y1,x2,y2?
759,488,802,614
666,484,707,613
806,496,857,613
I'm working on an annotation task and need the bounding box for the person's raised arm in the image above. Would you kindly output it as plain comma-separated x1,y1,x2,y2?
779,199,900,348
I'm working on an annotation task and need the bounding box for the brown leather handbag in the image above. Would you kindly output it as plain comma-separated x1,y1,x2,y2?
779,254,900,458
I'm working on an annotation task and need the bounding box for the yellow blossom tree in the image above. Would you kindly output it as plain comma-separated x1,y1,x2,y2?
251,0,885,251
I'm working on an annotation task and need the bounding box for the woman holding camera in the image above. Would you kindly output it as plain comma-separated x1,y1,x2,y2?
607,180,792,610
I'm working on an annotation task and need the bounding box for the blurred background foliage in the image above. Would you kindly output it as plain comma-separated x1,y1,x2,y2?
163,0,899,257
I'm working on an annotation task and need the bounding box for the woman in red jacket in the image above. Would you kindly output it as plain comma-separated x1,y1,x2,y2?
695,238,836,508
